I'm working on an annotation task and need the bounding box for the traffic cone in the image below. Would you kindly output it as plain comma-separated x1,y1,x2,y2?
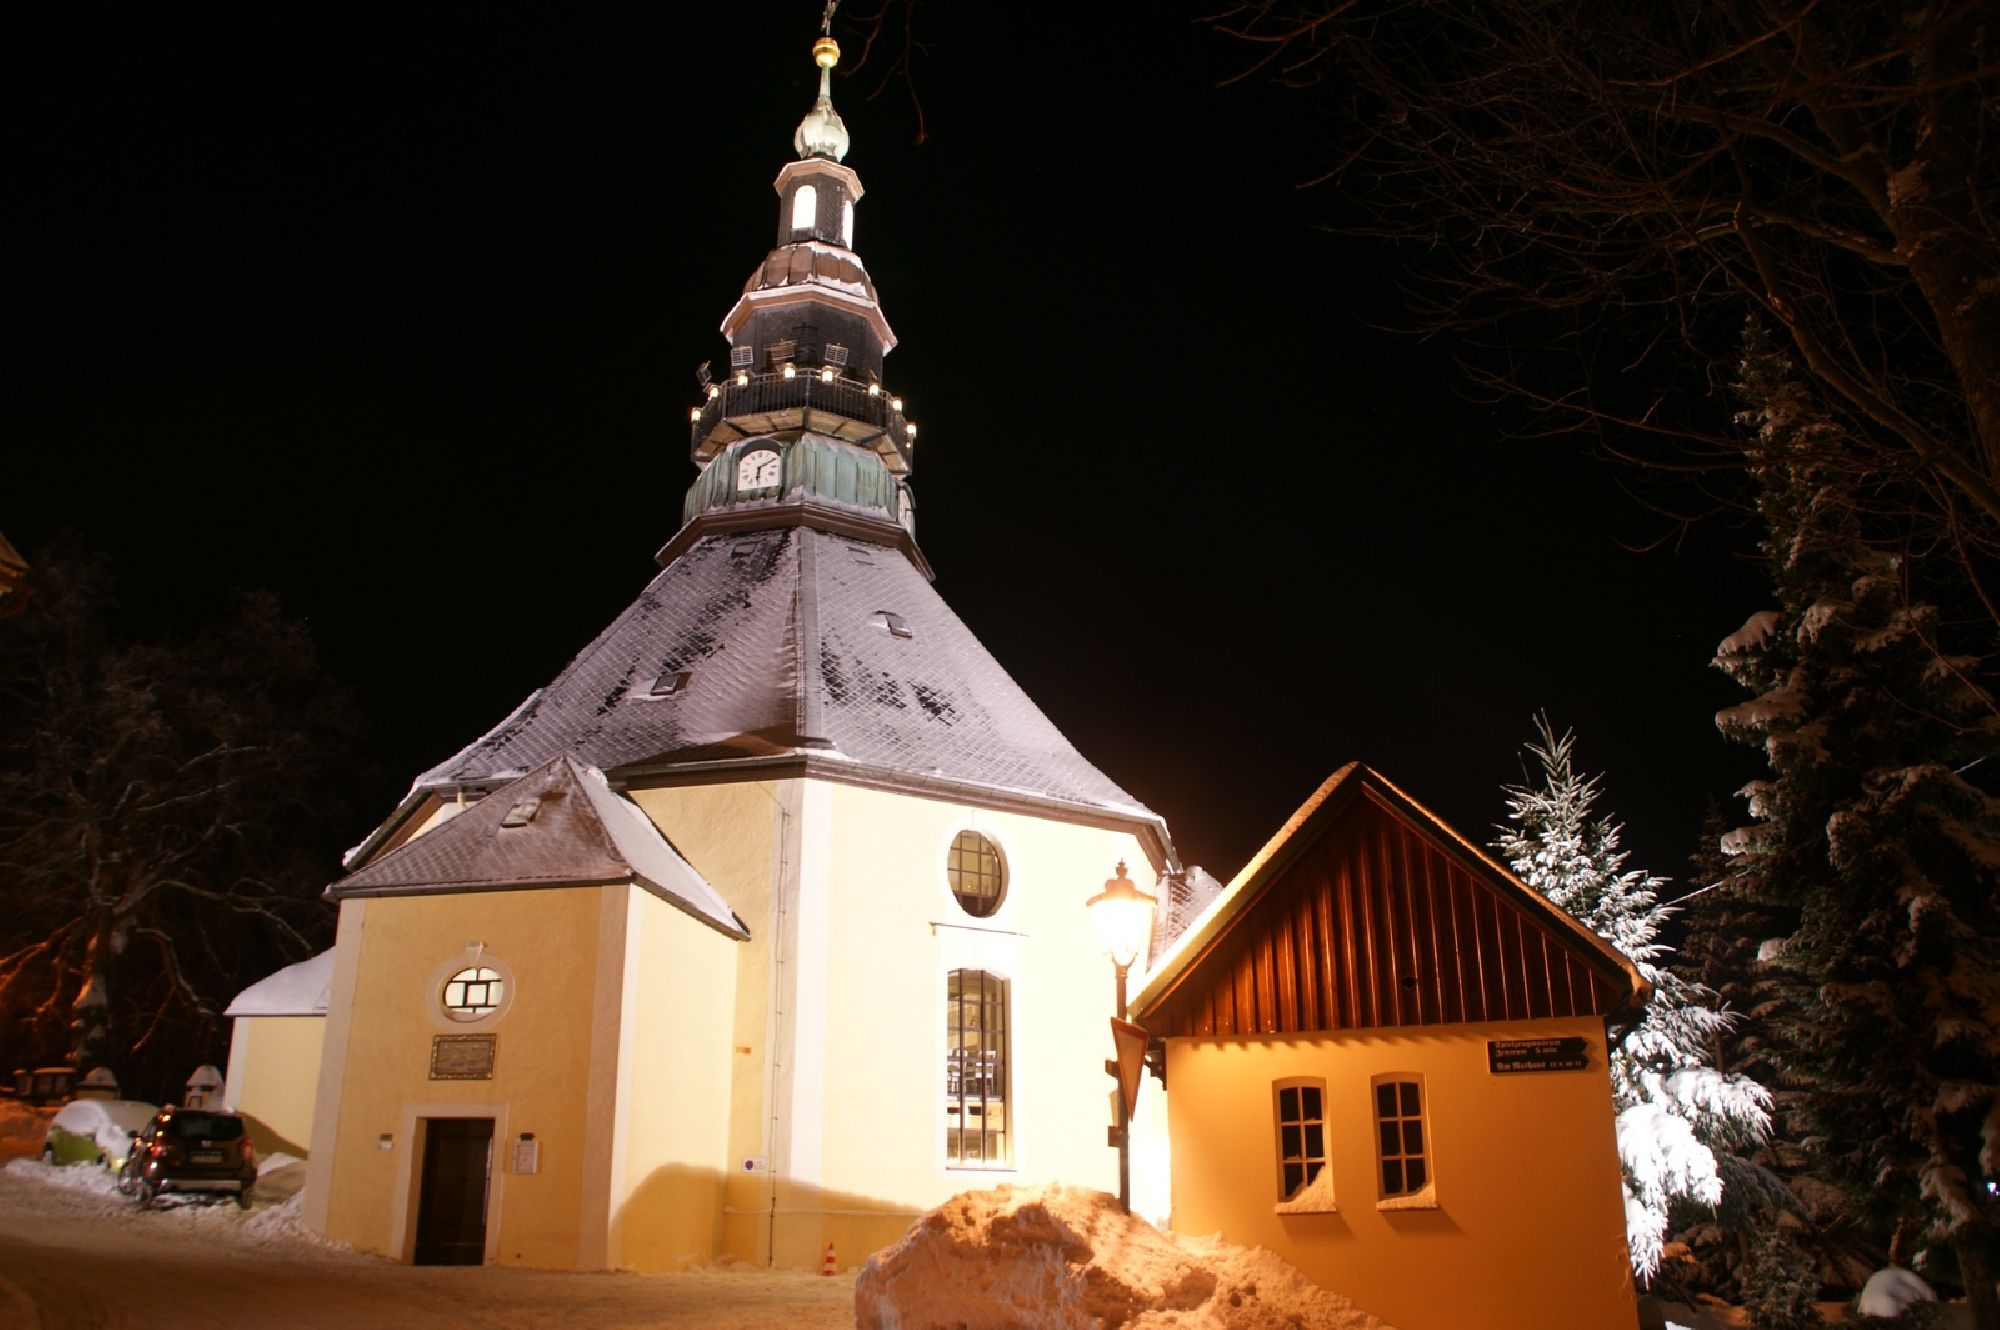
821,1241,837,1276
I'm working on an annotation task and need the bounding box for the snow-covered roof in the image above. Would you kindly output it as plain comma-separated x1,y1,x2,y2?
329,756,747,939
394,524,1157,837
225,950,335,1018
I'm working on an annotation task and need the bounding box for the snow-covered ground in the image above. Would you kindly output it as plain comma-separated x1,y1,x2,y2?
4,1144,1971,1329
0,1159,1398,1329
0,1158,854,1329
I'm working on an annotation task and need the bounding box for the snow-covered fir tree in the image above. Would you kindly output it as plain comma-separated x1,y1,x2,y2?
1496,720,1770,1281
1712,326,2000,1325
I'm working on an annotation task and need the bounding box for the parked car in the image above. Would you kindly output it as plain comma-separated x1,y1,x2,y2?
116,1105,257,1208
18,1067,75,1105
41,1098,157,1168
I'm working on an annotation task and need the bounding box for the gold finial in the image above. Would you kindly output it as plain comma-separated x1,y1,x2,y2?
813,36,840,70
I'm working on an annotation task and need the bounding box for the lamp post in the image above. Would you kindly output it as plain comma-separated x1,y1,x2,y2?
1086,860,1156,1214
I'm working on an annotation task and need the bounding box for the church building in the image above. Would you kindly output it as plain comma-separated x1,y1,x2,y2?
277,35,1172,1272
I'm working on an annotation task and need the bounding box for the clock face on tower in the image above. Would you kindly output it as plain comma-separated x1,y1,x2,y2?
736,448,781,491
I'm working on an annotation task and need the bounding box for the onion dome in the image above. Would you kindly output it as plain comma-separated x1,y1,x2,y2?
793,36,850,162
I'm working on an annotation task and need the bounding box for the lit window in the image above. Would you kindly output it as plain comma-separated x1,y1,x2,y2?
947,831,1005,918
1374,1077,1430,1199
1275,1080,1328,1200
791,183,818,232
442,966,505,1022
842,198,854,246
946,969,1010,1166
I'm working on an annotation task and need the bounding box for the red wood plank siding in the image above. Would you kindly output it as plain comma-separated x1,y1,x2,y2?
1145,787,1628,1038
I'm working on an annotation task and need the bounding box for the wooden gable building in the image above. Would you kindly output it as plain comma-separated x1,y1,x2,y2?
1135,762,1647,1330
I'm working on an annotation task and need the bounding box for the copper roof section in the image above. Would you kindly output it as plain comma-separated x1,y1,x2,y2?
331,756,747,940
1134,763,1647,1038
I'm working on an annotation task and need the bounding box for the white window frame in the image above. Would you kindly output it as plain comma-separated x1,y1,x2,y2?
1272,1077,1336,1212
1371,1073,1438,1210
427,950,517,1031
943,967,1013,1170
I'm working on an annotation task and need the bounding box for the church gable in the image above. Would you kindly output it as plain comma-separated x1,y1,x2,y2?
1137,764,1644,1039
330,755,745,939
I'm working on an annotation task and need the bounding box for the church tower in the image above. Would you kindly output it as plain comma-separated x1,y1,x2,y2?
293,33,1172,1274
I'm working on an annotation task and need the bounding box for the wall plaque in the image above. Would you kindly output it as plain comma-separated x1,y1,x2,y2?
430,1033,498,1080
1488,1036,1589,1074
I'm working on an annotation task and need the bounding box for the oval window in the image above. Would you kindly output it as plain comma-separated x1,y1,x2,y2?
441,965,505,1022
947,831,1006,918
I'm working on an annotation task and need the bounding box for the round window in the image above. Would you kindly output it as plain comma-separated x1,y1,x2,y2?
947,831,1006,918
441,965,506,1022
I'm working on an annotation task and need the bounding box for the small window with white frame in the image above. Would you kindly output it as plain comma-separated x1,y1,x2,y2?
1373,1074,1435,1207
1274,1079,1330,1202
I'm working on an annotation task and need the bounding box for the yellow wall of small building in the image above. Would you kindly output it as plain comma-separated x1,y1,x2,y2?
224,1015,324,1160
1165,1016,1635,1330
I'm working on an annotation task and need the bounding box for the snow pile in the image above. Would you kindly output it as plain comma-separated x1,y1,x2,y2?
854,1185,1389,1330
1856,1267,1935,1318
7,1155,122,1198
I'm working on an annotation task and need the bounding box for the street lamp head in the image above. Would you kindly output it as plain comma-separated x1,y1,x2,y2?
1086,861,1157,972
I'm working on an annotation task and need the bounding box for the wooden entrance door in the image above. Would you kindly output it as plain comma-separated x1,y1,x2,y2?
413,1117,493,1265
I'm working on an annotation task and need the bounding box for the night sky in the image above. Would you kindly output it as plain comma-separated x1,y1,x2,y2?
7,6,1766,890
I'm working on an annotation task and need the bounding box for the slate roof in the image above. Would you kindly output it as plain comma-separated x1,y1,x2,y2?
332,756,746,939
406,522,1155,829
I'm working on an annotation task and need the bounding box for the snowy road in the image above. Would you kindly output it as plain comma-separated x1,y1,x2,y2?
0,1162,855,1330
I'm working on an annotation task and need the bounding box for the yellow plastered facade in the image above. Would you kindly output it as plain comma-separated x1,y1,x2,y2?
223,1015,324,1159
1165,1015,1636,1330
283,772,1160,1273
628,776,1159,1270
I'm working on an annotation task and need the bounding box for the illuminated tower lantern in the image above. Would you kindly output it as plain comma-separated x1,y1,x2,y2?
277,33,1172,1274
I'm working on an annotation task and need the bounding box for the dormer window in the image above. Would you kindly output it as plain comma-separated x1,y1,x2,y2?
870,610,913,639
842,198,854,247
649,669,691,697
791,183,818,232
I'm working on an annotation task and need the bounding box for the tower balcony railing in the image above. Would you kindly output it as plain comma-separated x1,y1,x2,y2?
690,367,916,474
